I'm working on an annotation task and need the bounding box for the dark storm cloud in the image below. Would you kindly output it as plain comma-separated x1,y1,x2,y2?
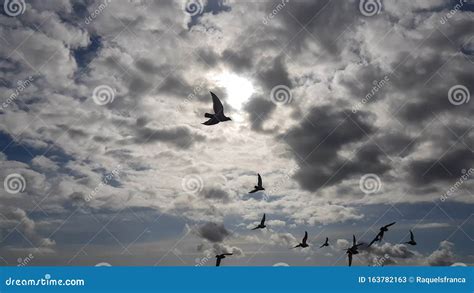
197,222,230,243
243,96,277,133
222,49,254,73
257,56,292,91
282,105,390,191
407,148,474,185
268,0,358,55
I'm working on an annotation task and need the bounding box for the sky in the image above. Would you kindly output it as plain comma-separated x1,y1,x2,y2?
0,0,473,267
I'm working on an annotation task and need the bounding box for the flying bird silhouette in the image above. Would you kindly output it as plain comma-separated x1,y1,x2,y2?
404,230,417,246
251,213,266,230
215,253,233,267
320,237,329,248
249,173,265,193
293,231,309,248
369,222,396,247
202,92,232,125
346,235,363,267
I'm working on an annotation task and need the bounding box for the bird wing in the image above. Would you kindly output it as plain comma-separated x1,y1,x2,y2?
210,92,224,115
378,231,385,240
348,253,352,267
384,222,396,228
410,230,414,241
302,231,308,244
216,258,221,267
202,117,219,125
325,237,329,243
257,174,262,187
353,235,356,246
320,243,325,248
249,189,258,193
251,226,259,230
261,213,266,225
368,234,379,247
223,253,233,256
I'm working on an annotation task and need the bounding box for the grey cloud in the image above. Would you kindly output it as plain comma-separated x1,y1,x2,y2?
199,186,230,202
282,105,390,191
243,96,277,133
427,241,455,266
132,125,206,149
197,222,230,243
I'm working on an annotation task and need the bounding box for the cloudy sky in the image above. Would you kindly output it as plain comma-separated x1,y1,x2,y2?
0,0,473,267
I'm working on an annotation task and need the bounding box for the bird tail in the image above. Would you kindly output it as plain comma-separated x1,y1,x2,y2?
204,113,213,118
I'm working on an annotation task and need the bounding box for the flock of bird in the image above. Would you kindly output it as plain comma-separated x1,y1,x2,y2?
201,92,417,267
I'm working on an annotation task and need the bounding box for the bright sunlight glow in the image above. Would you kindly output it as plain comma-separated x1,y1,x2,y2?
213,72,255,110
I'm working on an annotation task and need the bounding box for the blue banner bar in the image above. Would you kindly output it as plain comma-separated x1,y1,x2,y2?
0,267,472,292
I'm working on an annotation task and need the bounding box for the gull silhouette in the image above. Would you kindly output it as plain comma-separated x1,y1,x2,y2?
215,253,233,267
202,92,232,125
320,237,329,248
249,173,265,193
404,230,417,246
369,222,396,247
293,231,309,248
346,235,363,267
251,213,266,230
